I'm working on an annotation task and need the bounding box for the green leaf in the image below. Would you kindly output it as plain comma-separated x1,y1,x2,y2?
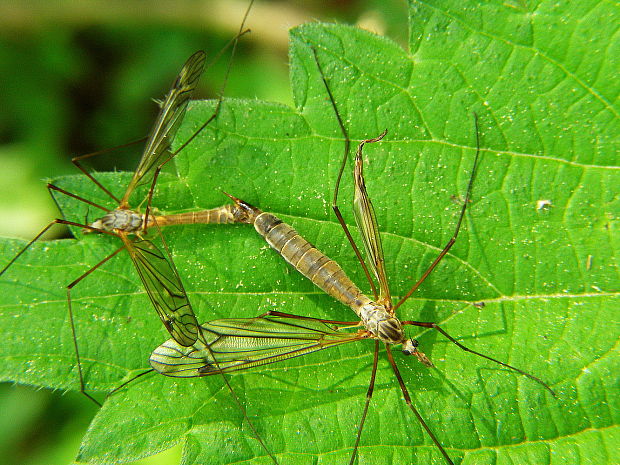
0,1,617,464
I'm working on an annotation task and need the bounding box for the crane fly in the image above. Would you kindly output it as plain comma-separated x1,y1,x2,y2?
142,48,555,464
145,46,555,462
150,128,555,464
0,14,251,405
0,3,282,462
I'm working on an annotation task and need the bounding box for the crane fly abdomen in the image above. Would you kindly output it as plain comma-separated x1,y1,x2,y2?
89,204,247,236
90,201,251,236
253,211,369,310
155,204,242,226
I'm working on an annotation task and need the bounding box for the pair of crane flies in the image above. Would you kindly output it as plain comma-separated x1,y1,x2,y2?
1,28,554,464
136,54,554,465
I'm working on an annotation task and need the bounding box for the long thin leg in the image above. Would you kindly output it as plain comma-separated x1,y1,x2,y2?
348,339,379,465
401,320,555,395
0,216,117,276
263,310,360,327
169,25,252,158
67,244,126,406
48,183,110,214
394,114,481,311
311,47,378,300
1,221,60,276
385,345,454,465
107,368,154,397
2,184,122,404
71,137,148,204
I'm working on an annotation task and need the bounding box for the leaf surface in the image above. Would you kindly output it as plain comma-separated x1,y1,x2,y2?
0,1,617,464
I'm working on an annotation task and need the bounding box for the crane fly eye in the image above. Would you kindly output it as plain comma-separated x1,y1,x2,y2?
401,338,419,355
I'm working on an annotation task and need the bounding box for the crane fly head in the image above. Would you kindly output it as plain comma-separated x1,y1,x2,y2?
401,338,433,367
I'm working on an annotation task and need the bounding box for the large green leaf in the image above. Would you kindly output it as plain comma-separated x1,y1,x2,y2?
0,1,617,464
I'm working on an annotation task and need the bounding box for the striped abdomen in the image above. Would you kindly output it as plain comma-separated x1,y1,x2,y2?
156,204,246,226
88,204,244,234
252,211,372,315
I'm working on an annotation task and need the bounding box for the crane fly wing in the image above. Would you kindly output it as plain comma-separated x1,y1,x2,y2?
353,140,391,304
150,316,362,377
122,236,199,346
121,50,207,206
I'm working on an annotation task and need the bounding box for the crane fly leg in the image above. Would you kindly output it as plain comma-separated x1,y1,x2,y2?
262,310,360,327
402,319,555,395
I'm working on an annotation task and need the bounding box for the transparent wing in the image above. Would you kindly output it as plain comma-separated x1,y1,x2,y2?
122,236,199,346
150,315,362,377
121,50,207,206
352,138,391,304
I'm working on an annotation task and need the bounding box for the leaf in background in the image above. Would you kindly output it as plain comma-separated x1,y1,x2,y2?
0,1,617,464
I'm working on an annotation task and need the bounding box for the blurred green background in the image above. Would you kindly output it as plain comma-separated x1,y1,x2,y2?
0,1,407,463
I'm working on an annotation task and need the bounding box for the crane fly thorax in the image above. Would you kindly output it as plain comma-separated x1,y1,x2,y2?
359,302,405,344
87,209,145,234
